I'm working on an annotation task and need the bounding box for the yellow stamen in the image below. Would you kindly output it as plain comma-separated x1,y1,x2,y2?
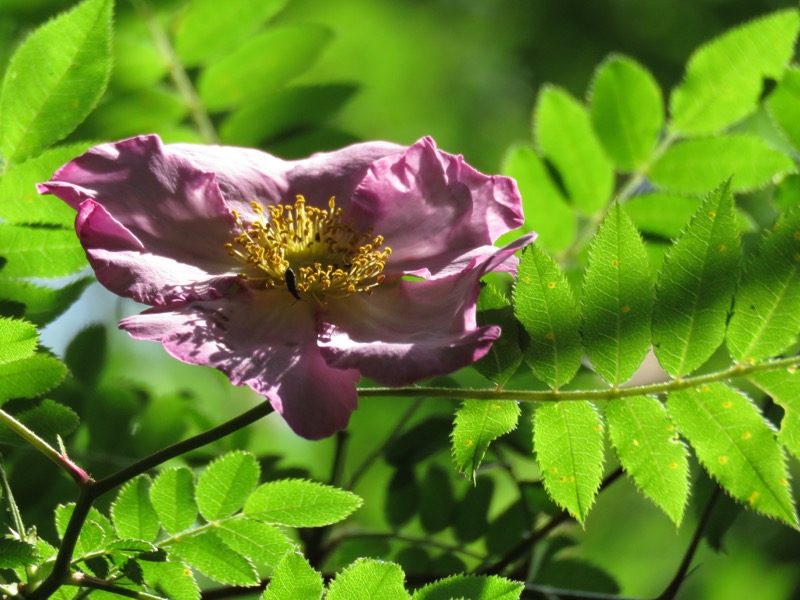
226,195,391,303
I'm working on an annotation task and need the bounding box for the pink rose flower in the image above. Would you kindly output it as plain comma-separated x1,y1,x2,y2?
39,135,534,439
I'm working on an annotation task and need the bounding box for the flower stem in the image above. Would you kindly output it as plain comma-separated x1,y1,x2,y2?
358,355,799,403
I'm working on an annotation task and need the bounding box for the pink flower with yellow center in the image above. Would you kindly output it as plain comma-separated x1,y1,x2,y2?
39,135,534,439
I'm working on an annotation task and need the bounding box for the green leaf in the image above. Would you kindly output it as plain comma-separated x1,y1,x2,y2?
0,277,91,327
726,207,800,363
149,467,197,536
111,475,160,542
411,574,523,600
0,317,37,364
0,354,67,405
216,519,294,567
327,559,410,600
452,400,520,477
669,9,800,135
220,84,357,147
65,324,106,389
244,479,362,527
198,25,333,112
384,468,418,529
750,369,800,461
0,142,92,226
168,531,258,586
649,135,794,195
55,504,106,558
0,0,112,163
652,183,742,377
581,203,653,384
418,464,455,534
514,245,582,389
589,55,663,171
767,67,800,151
533,401,605,524
535,85,614,215
625,193,701,240
263,552,323,600
667,383,797,526
0,399,79,446
196,450,259,521
0,224,86,278
0,538,37,568
175,0,288,66
500,144,575,252
473,284,522,386
81,87,187,140
605,396,689,525
140,560,200,600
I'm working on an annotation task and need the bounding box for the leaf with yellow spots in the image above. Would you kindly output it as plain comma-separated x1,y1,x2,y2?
533,401,605,525
750,368,800,461
652,181,742,377
606,396,689,525
667,383,797,527
513,245,583,389
452,400,520,478
581,203,653,385
726,205,800,363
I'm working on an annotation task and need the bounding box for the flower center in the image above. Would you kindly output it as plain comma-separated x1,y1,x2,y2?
226,195,391,303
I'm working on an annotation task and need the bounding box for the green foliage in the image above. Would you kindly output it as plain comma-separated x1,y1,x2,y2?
451,399,520,477
326,558,411,600
473,284,523,386
263,552,323,600
244,478,363,527
196,450,260,521
412,574,523,600
750,369,800,461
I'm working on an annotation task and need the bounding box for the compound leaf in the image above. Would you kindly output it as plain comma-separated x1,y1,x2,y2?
327,559,410,600
750,369,800,461
263,552,323,600
196,450,259,522
111,475,160,542
452,399,520,478
244,479,362,527
150,467,197,536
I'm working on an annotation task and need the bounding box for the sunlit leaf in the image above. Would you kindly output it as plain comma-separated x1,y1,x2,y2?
726,207,800,363
140,560,200,600
581,204,652,384
534,401,605,524
473,284,522,387
111,475,160,542
244,479,362,527
0,317,37,364
0,0,112,163
669,9,800,135
411,574,523,600
768,67,800,151
0,224,86,278
652,183,742,377
750,369,800,461
668,383,797,526
263,552,323,600
452,399,520,477
216,519,294,567
327,559,410,600
606,396,689,525
150,467,197,536
0,354,67,405
589,55,663,171
514,245,582,389
196,450,260,521
55,504,106,558
0,538,37,568
535,85,614,215
168,531,258,586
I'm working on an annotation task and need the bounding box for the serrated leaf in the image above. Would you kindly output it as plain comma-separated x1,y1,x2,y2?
149,467,197,536
140,560,200,600
327,559,410,600
452,400,520,477
175,0,288,66
411,574,523,600
500,144,575,252
726,207,800,363
581,204,653,384
0,0,112,163
168,531,258,586
263,552,323,600
0,142,93,226
216,519,294,567
768,67,800,151
0,277,91,327
198,25,332,112
0,398,79,446
667,383,797,526
0,224,86,278
533,401,605,524
669,9,800,135
473,285,522,386
535,85,614,215
625,193,702,240
244,479,362,527
589,55,663,171
196,450,259,521
0,538,37,568
652,183,742,376
649,135,794,195
55,504,106,558
111,475,160,542
514,245,582,389
750,369,800,461
0,353,67,405
418,464,455,534
606,396,689,524
0,318,37,364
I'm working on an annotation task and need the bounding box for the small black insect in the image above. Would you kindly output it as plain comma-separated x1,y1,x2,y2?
284,267,301,301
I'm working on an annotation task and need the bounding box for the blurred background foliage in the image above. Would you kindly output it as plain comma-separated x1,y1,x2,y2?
1,0,799,598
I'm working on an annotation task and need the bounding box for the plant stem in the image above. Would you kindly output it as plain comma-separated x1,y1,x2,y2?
358,355,799,404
